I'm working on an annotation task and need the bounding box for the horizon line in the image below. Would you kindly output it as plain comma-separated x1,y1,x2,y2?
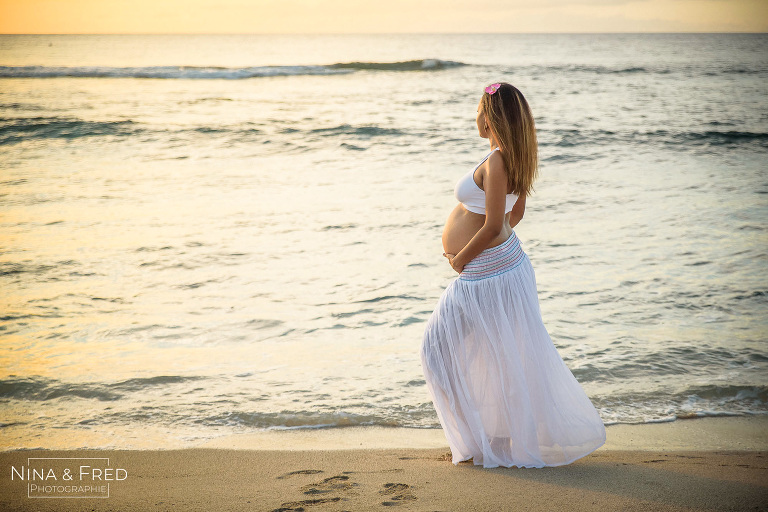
1,31,767,36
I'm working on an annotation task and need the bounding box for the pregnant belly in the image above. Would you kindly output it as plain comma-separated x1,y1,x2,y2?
441,204,513,256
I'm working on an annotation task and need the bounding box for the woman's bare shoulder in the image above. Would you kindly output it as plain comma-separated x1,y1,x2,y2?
482,150,507,182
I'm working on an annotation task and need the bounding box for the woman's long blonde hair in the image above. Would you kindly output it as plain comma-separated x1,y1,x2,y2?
480,83,539,197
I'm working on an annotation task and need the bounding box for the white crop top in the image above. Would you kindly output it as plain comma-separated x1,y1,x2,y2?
454,147,518,215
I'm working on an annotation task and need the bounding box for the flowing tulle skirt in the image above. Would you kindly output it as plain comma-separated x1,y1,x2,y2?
420,231,606,469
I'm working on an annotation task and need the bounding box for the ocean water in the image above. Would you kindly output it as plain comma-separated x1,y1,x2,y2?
1,33,766,450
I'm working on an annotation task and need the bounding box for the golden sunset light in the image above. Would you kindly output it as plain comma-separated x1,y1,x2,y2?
1,0,766,33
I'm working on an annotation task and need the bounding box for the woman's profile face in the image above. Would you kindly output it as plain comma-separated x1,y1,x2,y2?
476,99,488,139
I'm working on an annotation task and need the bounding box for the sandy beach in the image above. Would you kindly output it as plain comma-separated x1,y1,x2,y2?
2,416,766,511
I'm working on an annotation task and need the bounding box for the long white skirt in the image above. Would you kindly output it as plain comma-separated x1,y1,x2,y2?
421,231,606,469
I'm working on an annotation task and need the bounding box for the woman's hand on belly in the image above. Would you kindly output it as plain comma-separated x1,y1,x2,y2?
442,252,464,274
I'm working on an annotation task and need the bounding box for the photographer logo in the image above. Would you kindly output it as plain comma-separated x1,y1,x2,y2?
10,457,127,498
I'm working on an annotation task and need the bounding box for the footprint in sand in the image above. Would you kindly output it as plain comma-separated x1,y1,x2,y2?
301,475,357,495
379,482,417,506
272,475,358,511
271,496,341,512
276,469,324,480
343,468,404,474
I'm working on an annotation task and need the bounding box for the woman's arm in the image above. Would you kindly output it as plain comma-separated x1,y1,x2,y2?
450,151,508,272
509,193,526,228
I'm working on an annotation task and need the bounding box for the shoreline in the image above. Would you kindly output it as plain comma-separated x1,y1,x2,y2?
191,415,768,452
1,416,766,511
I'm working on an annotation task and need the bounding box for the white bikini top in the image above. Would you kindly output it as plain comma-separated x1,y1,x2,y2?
454,147,518,215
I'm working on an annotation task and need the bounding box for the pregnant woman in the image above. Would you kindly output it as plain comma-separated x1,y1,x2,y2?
420,82,606,469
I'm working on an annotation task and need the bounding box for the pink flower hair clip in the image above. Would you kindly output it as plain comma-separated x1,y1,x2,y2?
485,83,501,95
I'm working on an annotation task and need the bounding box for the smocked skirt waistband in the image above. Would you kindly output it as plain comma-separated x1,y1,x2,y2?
458,231,526,281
